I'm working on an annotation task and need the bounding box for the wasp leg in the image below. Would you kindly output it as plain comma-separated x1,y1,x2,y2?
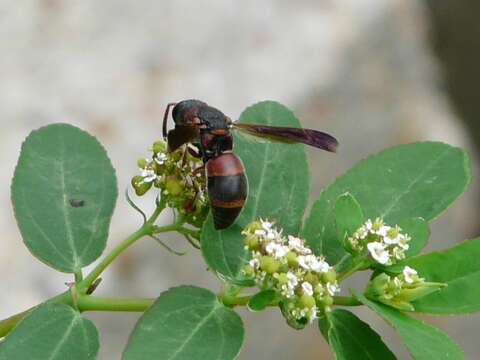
162,102,177,139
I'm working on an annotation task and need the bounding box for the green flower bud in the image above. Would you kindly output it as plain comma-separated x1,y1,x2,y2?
260,256,281,274
299,294,316,309
152,140,167,154
243,265,255,277
165,178,183,196
276,273,289,285
286,251,298,268
131,176,152,196
304,272,319,286
321,269,337,284
245,235,260,250
137,158,149,169
319,295,333,307
398,282,446,303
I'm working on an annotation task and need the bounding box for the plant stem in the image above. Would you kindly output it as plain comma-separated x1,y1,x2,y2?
80,201,168,290
77,296,154,312
337,258,368,282
333,296,362,306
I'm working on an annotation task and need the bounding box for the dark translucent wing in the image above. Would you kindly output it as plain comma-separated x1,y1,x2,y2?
167,125,199,152
234,123,338,152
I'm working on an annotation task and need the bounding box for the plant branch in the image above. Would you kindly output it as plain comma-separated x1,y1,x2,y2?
333,296,362,306
77,295,154,312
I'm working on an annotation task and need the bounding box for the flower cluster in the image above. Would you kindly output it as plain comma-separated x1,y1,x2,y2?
131,140,209,227
365,266,446,311
347,218,411,266
242,219,339,327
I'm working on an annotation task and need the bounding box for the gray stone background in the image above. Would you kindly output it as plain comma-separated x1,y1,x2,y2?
1,1,479,359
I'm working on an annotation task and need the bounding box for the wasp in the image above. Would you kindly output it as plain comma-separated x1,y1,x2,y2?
163,99,338,230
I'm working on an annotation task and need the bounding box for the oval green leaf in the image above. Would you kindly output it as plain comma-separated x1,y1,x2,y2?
123,286,244,360
302,142,470,265
335,192,364,244
248,290,277,312
319,309,396,360
354,290,464,360
201,101,310,282
0,303,99,360
399,217,429,258
11,123,118,272
398,238,480,314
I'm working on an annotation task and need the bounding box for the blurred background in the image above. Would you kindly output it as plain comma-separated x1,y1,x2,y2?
1,1,479,359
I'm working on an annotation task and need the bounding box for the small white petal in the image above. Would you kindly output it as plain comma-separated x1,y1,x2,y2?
301,282,314,296
326,282,339,296
403,266,418,284
367,242,390,265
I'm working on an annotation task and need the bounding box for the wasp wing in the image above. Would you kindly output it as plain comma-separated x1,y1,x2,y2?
167,125,200,152
233,123,338,152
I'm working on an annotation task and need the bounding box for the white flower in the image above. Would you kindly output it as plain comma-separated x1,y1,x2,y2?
249,258,260,269
286,272,299,288
254,229,266,236
287,235,312,254
403,266,418,284
367,242,390,265
298,255,331,273
141,169,157,183
397,234,411,250
355,226,369,240
307,306,318,322
391,247,405,260
265,242,289,259
280,284,295,298
326,282,339,296
301,282,314,296
154,152,168,165
260,219,273,230
365,219,373,231
377,225,391,237
384,226,401,244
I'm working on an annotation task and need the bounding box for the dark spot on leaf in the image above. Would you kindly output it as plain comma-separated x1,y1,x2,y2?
69,199,85,208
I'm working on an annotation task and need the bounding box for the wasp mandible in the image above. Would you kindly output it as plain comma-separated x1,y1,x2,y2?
163,100,338,230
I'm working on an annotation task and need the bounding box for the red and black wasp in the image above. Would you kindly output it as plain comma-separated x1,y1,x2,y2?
163,100,338,230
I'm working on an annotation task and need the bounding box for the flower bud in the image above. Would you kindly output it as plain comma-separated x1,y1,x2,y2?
245,235,260,250
304,272,319,286
165,178,183,196
321,269,337,283
260,256,281,274
137,158,149,169
299,294,316,309
131,176,152,196
286,251,299,268
152,140,167,154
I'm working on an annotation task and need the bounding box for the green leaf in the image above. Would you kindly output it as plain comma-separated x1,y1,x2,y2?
398,217,429,258
11,123,118,272
302,142,470,265
354,291,464,360
335,193,364,244
319,309,396,360
397,238,480,314
201,101,310,282
123,286,244,360
248,290,277,312
0,303,99,360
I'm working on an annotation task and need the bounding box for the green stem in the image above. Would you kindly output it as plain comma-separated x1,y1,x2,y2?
80,226,151,290
333,296,362,306
77,296,154,312
337,259,368,282
81,200,167,290
74,270,83,283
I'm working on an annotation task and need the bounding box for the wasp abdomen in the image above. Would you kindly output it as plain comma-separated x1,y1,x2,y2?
206,153,248,230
